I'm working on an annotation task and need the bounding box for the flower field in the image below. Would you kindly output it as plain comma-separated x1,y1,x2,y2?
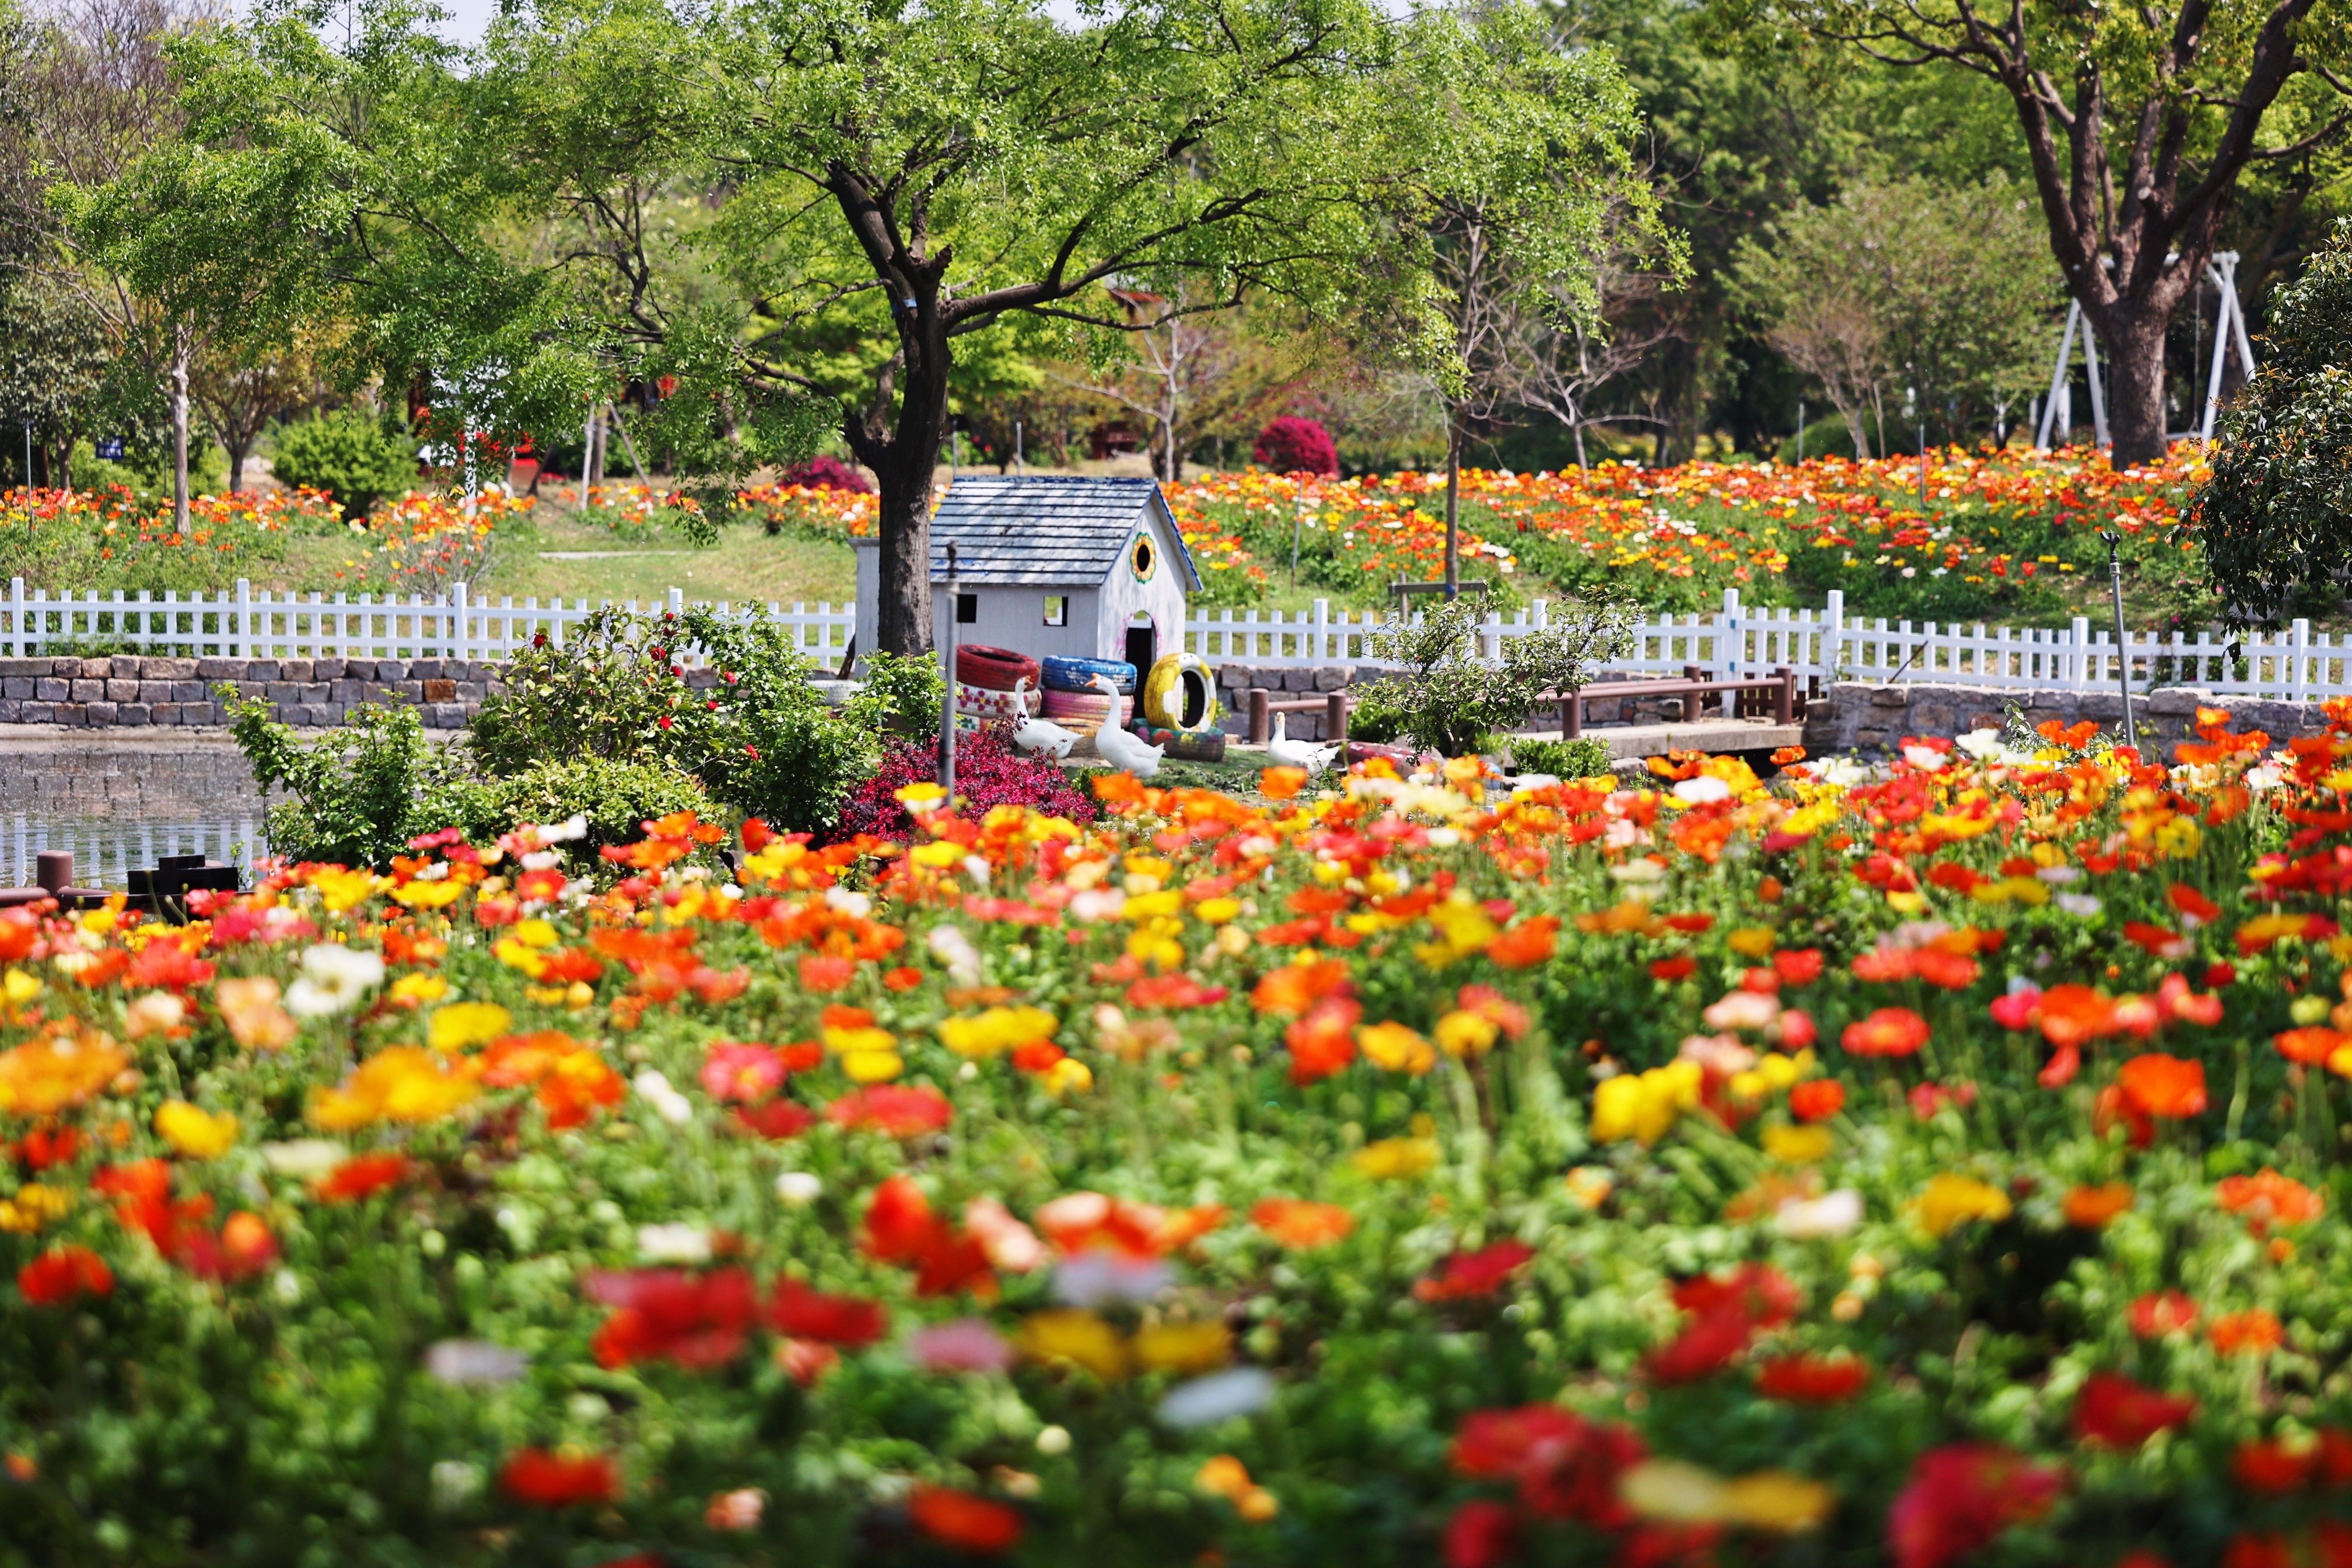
6,707,2352,1565
720,447,2211,626
1162,447,2210,623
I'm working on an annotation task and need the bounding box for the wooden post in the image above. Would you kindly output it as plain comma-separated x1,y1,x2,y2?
1682,662,1704,719
1325,691,1348,746
1563,688,1583,738
1248,688,1271,746
1773,666,1794,724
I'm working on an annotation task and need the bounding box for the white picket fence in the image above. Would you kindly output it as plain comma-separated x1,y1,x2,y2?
2,579,855,667
6,577,2346,702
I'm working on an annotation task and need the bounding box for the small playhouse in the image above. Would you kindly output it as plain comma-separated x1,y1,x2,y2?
850,473,1200,691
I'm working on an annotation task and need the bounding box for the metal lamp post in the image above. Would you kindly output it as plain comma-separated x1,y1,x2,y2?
939,542,960,796
2099,530,2134,749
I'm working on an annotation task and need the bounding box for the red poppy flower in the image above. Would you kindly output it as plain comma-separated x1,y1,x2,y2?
499,1447,620,1507
1646,1305,1752,1383
1842,1007,1930,1058
1126,974,1230,1010
1756,1352,1870,1403
2074,1371,2197,1446
768,1278,887,1348
1670,1262,1801,1326
827,1085,953,1138
1648,956,1696,983
798,954,855,993
313,1152,415,1203
1415,1240,1536,1303
1887,1443,2066,1568
1441,1500,1520,1568
16,1244,113,1306
1488,916,1559,971
584,1267,759,1370
2129,1290,2199,1338
1772,948,1825,987
1787,1080,1845,1122
1284,995,1362,1084
733,1100,816,1140
908,1485,1024,1552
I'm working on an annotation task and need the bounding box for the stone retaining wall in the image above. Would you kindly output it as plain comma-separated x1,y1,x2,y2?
0,656,517,730
1802,681,2328,755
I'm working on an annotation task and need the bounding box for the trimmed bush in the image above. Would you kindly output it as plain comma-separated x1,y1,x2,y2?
270,408,419,518
1251,416,1339,477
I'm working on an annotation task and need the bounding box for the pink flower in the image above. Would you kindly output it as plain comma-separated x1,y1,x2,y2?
701,1042,786,1103
909,1318,1015,1373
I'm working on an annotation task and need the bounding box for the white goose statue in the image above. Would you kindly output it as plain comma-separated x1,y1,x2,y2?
1087,674,1164,778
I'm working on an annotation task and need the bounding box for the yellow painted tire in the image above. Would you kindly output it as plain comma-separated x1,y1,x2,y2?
1140,651,1216,732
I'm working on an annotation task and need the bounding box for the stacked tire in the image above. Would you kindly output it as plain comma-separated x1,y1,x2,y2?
953,645,1040,722
1037,657,1136,737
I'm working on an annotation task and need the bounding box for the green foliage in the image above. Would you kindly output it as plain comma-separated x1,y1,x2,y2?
468,605,880,835
1509,735,1615,779
2196,218,2352,626
268,408,419,518
68,433,228,501
443,755,719,868
1732,177,2053,458
228,689,459,867
1356,594,1634,756
0,271,110,486
842,651,945,740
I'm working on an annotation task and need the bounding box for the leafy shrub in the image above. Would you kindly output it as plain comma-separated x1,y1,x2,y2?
443,755,719,867
1252,416,1338,477
1510,736,1615,779
776,454,872,493
1356,594,1634,757
469,605,876,834
270,408,419,519
830,723,1095,842
845,650,945,739
229,691,461,867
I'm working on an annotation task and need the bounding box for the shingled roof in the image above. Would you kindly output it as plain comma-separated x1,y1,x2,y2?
918,475,1200,590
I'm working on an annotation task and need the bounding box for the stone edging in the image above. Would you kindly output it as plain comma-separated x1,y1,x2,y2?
1802,681,2329,755
0,656,514,731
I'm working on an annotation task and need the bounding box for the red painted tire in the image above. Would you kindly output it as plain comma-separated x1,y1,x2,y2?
955,645,1038,692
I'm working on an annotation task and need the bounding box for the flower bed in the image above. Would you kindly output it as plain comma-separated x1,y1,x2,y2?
1164,447,2207,622
2,709,2348,1566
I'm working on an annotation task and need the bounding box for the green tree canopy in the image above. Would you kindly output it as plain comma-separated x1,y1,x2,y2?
83,0,1645,652
2195,217,2352,626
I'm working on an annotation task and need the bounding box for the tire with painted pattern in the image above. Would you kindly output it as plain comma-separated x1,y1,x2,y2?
1040,655,1136,694
1139,651,1216,732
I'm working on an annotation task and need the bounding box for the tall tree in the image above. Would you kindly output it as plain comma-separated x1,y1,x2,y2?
3,0,216,525
1734,176,2053,456
2194,216,2352,623
106,0,1642,653
1726,0,2351,464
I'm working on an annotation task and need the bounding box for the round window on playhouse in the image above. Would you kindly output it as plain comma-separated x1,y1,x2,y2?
1130,533,1156,582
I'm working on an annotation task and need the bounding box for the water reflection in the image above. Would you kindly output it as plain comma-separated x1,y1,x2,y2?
4,816,267,893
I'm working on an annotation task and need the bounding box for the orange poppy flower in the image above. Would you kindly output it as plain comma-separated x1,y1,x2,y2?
2216,1169,2325,1230
2063,1182,2134,1228
2208,1308,2285,1357
1250,1197,1356,1249
1487,916,1560,971
2117,1054,2207,1119
1259,766,1310,801
1251,958,1352,1017
2272,1027,2345,1066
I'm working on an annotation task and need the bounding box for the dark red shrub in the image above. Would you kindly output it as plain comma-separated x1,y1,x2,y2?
1252,417,1339,477
777,455,873,494
830,724,1097,842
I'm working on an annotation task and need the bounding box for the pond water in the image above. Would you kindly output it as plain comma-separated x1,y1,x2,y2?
0,734,282,893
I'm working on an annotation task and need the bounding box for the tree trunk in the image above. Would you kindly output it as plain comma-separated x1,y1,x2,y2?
2098,307,2172,466
171,330,191,530
856,317,951,655
1443,416,1461,596
226,440,249,496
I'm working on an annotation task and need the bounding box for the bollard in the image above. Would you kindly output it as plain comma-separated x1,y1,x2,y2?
1773,666,1794,724
1248,688,1271,745
36,850,72,892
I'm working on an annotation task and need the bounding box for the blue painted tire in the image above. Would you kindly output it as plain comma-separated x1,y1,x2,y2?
1041,656,1136,694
